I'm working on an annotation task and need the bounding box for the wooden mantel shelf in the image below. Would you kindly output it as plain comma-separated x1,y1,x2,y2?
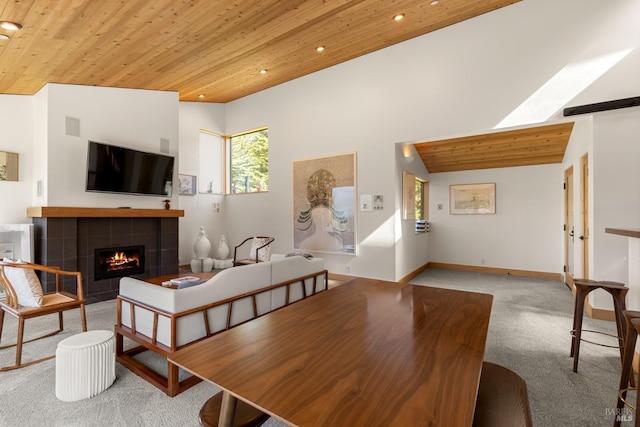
27,206,184,218
606,228,640,239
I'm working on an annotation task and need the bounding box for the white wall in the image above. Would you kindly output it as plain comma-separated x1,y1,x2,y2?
593,107,640,280
561,106,640,311
177,102,226,264
428,162,563,272
0,95,33,223
592,107,640,309
42,84,180,209
395,143,430,279
223,68,402,279
32,86,49,207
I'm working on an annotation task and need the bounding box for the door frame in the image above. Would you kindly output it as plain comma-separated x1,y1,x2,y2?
564,166,574,288
580,154,589,279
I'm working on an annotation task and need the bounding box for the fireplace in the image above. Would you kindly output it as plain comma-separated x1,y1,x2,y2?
30,208,181,303
95,245,145,280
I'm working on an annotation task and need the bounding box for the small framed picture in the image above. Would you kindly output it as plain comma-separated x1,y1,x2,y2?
178,174,197,196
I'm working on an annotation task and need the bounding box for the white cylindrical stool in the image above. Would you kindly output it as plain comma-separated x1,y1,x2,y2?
55,330,116,402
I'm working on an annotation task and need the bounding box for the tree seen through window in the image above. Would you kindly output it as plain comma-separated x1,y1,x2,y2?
230,128,268,193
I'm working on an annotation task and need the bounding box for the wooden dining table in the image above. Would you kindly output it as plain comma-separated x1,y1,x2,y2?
169,276,493,426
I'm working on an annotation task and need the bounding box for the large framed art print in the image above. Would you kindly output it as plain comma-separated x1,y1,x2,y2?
292,152,356,255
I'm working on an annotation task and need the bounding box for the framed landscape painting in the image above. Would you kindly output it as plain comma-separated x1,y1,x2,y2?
292,152,356,255
450,183,496,214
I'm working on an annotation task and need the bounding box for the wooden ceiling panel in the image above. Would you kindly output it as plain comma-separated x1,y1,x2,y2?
414,122,575,173
0,0,520,102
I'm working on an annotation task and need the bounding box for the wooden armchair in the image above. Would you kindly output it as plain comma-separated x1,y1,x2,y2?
0,261,87,371
233,236,275,266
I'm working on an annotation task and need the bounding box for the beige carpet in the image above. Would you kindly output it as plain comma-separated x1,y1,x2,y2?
0,270,633,426
0,298,287,427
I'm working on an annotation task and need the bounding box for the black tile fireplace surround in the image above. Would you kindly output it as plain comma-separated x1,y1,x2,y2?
31,215,179,303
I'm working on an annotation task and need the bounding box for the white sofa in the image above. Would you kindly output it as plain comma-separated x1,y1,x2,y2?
114,256,327,396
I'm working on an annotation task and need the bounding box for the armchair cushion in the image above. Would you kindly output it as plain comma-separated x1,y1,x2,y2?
2,258,43,307
248,237,272,262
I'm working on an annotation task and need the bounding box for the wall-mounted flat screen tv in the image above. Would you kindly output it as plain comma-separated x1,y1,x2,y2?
86,141,174,197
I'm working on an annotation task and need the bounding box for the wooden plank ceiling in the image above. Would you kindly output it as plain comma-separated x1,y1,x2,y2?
414,122,575,173
0,0,520,103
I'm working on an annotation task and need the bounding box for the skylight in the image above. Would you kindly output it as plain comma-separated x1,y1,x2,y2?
495,48,633,129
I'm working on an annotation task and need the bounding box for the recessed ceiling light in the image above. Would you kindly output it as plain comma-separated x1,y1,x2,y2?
198,94,205,99
0,34,9,40
259,69,267,74
393,14,405,21
430,0,439,5
316,46,325,52
0,21,22,31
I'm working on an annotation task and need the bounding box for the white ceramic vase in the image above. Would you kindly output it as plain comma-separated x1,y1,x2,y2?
191,257,213,273
193,226,211,259
216,235,230,259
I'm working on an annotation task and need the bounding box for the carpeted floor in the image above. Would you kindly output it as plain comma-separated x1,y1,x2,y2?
0,269,633,426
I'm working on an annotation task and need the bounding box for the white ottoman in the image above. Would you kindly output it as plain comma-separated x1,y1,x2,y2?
55,330,116,402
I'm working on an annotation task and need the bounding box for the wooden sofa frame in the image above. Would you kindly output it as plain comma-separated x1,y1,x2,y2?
114,270,328,397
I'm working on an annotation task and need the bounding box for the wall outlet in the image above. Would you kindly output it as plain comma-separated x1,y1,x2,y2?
346,265,351,273
437,204,443,210
480,259,486,265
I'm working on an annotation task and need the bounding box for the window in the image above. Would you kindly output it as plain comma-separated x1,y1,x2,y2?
228,127,268,194
415,178,428,220
402,172,428,222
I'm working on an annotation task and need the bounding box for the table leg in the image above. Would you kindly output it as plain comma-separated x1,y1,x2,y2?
219,391,238,427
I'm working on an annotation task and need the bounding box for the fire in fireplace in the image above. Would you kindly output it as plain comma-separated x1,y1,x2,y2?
95,245,145,280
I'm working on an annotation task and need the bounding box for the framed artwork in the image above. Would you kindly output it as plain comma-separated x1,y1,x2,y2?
0,151,19,181
292,152,356,255
450,183,496,214
178,174,197,195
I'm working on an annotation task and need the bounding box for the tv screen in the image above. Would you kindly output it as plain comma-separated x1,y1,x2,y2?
86,141,174,197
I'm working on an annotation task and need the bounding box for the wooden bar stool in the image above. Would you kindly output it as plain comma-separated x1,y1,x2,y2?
570,277,628,373
614,311,640,427
199,392,269,427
